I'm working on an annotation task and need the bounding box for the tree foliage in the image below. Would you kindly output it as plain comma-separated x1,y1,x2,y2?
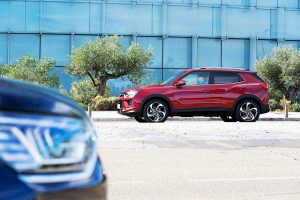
65,79,111,108
0,56,60,88
66,35,153,97
256,46,300,101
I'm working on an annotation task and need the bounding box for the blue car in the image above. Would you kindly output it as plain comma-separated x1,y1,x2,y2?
0,78,106,200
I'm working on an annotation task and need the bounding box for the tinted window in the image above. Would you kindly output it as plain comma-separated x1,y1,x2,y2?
181,72,209,86
212,72,242,84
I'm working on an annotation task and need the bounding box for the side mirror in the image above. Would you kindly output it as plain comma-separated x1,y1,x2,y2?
175,80,186,87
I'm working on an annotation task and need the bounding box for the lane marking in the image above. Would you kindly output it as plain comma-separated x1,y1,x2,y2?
190,176,300,183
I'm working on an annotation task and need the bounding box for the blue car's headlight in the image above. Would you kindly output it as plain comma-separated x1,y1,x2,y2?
0,112,96,174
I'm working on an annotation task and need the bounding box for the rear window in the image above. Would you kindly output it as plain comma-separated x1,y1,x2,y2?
212,72,243,84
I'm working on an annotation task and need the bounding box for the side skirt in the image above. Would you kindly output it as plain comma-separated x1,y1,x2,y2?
171,108,233,117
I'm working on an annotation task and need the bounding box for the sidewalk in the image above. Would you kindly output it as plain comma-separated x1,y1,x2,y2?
90,111,300,122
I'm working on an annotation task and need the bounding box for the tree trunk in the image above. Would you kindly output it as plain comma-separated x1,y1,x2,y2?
97,78,107,96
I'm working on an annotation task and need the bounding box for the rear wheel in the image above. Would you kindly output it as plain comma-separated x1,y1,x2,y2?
134,117,146,123
220,115,237,122
142,99,169,123
235,99,260,122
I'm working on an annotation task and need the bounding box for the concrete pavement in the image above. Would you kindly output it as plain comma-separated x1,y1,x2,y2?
91,111,300,122
96,121,300,200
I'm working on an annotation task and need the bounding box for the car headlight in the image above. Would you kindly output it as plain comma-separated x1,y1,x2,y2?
125,90,141,98
0,112,96,174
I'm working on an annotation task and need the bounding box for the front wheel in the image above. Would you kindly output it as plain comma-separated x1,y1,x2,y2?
235,99,260,122
142,99,169,123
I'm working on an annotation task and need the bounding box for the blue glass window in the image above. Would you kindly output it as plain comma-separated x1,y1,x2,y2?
285,0,299,8
227,8,250,37
254,9,271,39
26,2,40,32
137,37,162,68
0,2,9,32
163,38,192,69
222,39,250,69
0,34,8,64
106,4,152,35
90,3,102,34
73,35,97,48
257,0,277,7
41,35,71,66
198,38,221,68
51,67,75,91
9,2,26,32
10,34,40,63
198,0,221,5
257,40,277,59
285,10,300,40
41,2,89,33
168,6,212,36
226,0,250,6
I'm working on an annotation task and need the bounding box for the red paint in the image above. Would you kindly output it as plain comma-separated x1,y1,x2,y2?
118,68,269,116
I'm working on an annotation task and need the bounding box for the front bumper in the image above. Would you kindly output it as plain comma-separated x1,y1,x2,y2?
117,98,141,117
36,175,107,200
117,109,140,117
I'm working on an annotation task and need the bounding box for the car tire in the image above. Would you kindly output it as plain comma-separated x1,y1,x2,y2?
142,99,169,123
220,115,237,122
134,117,146,123
235,99,260,122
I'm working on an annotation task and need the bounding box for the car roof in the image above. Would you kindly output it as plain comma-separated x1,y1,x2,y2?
186,68,256,73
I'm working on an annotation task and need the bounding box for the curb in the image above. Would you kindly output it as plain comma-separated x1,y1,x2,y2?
92,117,300,122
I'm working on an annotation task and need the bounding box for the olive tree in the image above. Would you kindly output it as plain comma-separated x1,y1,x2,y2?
67,35,153,97
0,56,59,88
256,46,300,101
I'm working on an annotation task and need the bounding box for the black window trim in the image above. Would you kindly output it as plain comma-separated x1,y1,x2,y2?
209,72,245,85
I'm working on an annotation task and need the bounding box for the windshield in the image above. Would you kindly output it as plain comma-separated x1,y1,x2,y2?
162,70,186,85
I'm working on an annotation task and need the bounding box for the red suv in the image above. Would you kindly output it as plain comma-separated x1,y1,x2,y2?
117,68,269,123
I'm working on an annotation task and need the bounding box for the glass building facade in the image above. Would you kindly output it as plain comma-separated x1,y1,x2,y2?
0,0,300,95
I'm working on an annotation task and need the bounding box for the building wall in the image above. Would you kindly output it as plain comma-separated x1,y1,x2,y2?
0,0,300,95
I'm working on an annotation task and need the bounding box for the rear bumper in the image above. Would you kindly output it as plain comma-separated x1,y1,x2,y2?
36,175,107,200
261,104,270,114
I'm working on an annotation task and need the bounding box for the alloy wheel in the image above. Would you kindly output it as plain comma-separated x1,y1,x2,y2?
239,102,258,122
146,102,167,122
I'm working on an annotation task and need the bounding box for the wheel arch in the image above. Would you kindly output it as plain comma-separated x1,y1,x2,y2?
233,94,262,113
139,94,173,115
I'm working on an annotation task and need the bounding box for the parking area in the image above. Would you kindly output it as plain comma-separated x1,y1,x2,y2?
96,121,300,200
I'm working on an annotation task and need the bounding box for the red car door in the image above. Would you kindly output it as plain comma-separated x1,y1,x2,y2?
172,71,212,110
209,72,245,109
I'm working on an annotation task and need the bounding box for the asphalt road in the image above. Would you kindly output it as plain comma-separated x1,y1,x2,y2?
96,121,300,200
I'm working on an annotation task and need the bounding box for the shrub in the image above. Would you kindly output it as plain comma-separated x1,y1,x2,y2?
91,96,119,111
290,103,300,112
269,99,281,111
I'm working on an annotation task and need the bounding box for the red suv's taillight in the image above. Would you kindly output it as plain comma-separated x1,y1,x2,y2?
260,83,268,90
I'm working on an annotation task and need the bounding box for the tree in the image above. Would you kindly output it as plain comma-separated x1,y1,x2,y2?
66,35,153,97
256,46,300,101
0,56,60,88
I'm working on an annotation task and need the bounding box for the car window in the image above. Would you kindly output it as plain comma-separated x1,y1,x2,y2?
181,72,209,86
212,72,242,84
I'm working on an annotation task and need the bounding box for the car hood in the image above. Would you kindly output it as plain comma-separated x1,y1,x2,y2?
123,84,167,92
0,78,86,118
